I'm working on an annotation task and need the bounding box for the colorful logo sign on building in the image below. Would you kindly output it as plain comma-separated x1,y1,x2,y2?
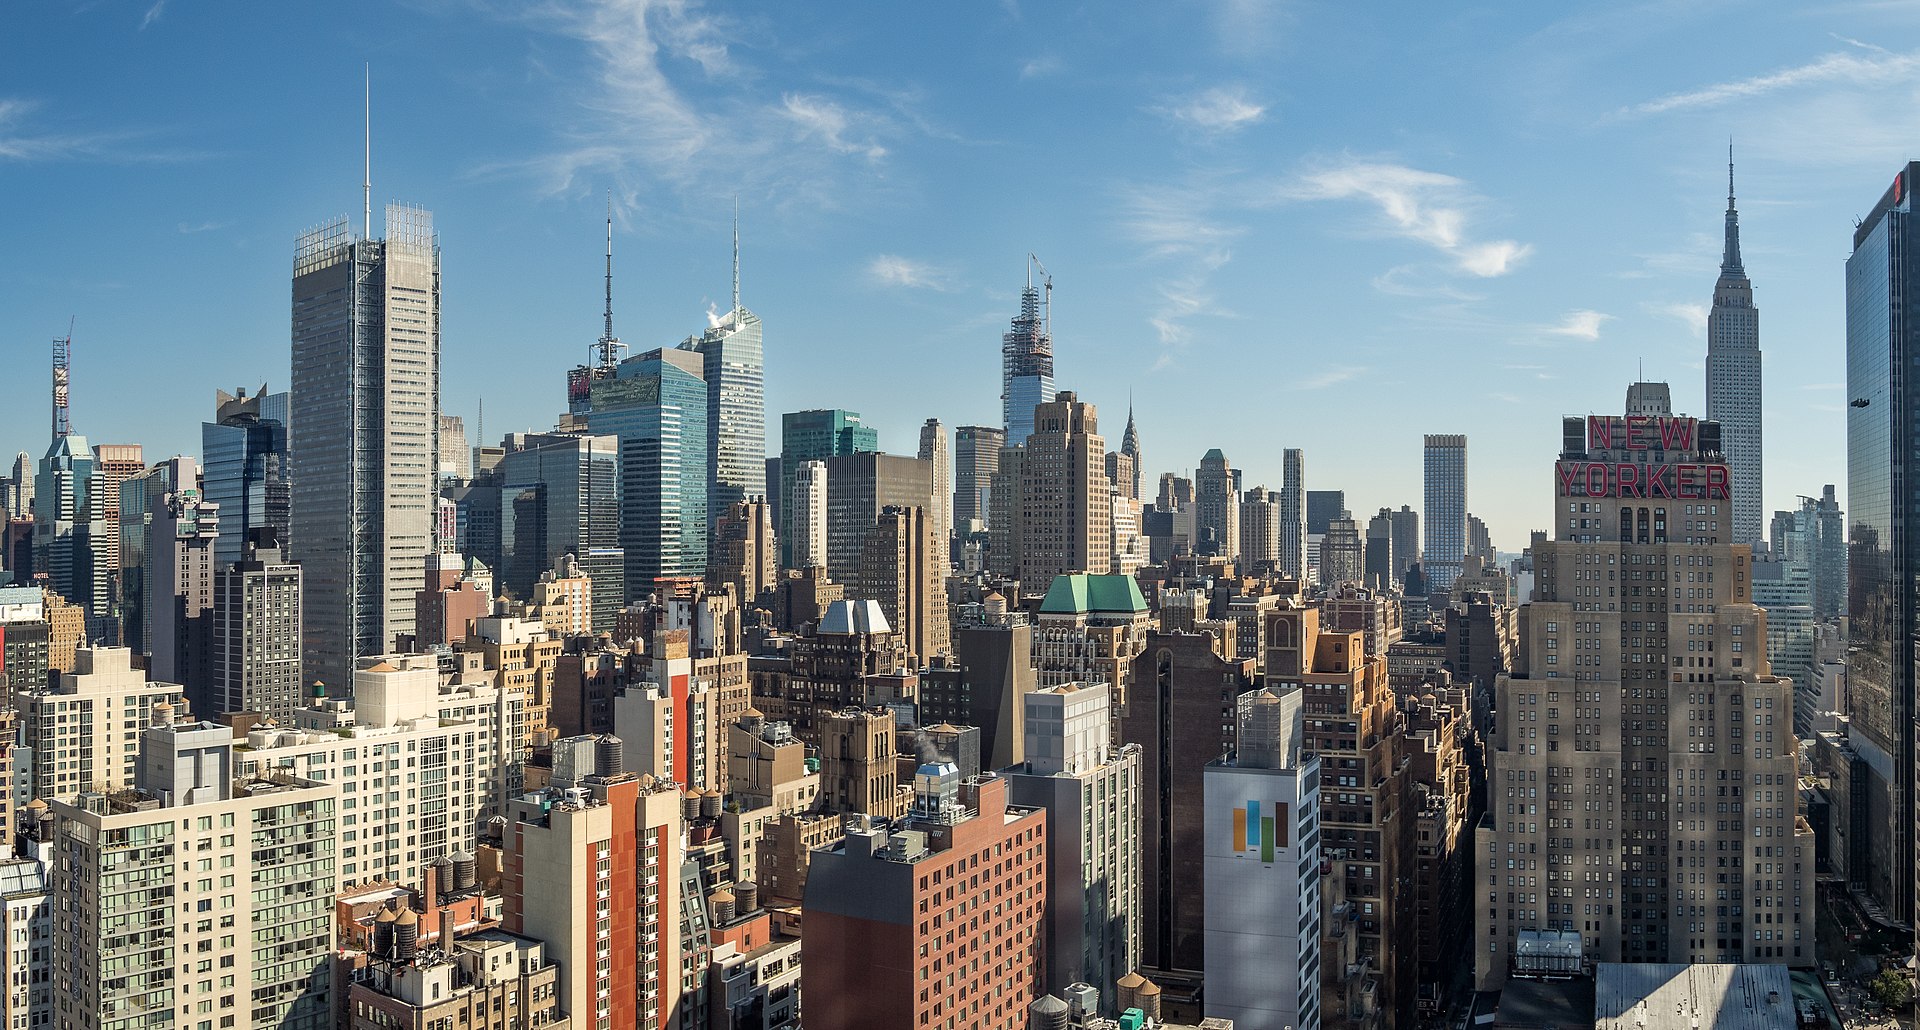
1231,800,1289,863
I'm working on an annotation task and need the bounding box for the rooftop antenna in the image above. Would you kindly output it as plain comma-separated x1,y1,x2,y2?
476,397,484,449
363,64,372,239
52,317,73,438
732,195,741,314
594,192,628,370
604,190,615,344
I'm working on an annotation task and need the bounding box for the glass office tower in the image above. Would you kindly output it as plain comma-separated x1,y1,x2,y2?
590,348,707,594
1844,161,1920,926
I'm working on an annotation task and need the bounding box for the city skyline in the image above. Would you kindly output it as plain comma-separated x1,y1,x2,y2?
3,3,1912,549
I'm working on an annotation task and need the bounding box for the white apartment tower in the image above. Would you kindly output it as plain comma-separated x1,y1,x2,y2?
1006,682,1142,1010
51,719,339,1030
791,460,828,570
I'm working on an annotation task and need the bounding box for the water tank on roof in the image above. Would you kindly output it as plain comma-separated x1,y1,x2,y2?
595,735,624,777
699,790,722,821
450,851,476,892
1028,995,1069,1030
393,908,419,962
735,881,759,914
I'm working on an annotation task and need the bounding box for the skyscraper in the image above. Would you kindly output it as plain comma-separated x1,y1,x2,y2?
823,452,932,586
778,409,878,567
1388,505,1419,582
917,418,950,564
952,425,1004,535
1845,161,1920,927
146,469,220,710
1280,448,1308,581
291,205,441,689
688,211,766,526
210,534,303,721
1120,402,1144,499
790,460,827,570
1306,490,1345,537
1422,434,1467,590
1012,393,1113,588
1195,449,1241,560
494,433,619,599
1473,385,1812,985
592,348,708,593
1707,152,1763,549
32,330,112,640
1002,266,1055,445
202,387,291,566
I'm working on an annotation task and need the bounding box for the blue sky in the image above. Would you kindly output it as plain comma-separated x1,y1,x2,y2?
3,1,1916,551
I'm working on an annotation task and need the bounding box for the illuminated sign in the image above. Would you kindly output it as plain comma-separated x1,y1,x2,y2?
1585,415,1695,452
1555,461,1730,500
1231,799,1289,863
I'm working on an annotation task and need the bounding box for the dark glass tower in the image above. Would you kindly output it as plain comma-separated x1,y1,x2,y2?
1844,160,1920,926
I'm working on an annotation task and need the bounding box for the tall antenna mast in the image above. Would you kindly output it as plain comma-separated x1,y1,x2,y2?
363,64,373,239
52,318,73,438
603,189,615,345
593,192,628,370
732,195,741,314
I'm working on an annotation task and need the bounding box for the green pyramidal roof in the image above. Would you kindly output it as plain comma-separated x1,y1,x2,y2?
1039,573,1148,615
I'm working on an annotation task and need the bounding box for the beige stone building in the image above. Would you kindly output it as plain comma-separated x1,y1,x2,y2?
1474,386,1816,989
20,646,185,803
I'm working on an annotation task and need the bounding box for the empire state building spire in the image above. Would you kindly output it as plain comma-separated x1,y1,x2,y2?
1705,142,1762,548
1721,144,1744,277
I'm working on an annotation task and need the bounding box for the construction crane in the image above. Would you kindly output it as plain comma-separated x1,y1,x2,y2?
52,317,73,438
1028,253,1052,337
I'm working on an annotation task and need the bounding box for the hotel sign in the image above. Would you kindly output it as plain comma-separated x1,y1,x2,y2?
1556,461,1729,500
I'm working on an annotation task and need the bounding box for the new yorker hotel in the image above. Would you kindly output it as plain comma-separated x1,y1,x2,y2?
1474,383,1814,989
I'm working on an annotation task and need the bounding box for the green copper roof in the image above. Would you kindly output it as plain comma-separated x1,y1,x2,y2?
1039,573,1148,615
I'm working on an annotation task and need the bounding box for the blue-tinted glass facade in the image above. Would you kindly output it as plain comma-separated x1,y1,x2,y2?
591,349,707,596
202,406,290,566
1845,162,1918,925
777,409,878,567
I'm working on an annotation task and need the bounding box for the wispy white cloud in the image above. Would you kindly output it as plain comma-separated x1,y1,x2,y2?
1546,309,1611,340
1019,55,1062,80
1647,300,1709,338
1211,0,1287,56
782,94,887,160
1116,179,1242,367
1294,365,1367,390
140,0,166,30
176,221,228,234
866,254,954,290
470,0,908,207
0,97,204,163
1370,265,1486,301
1281,161,1532,277
1154,87,1266,134
1623,47,1920,116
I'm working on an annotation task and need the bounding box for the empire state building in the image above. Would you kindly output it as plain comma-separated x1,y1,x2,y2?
1706,152,1763,547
